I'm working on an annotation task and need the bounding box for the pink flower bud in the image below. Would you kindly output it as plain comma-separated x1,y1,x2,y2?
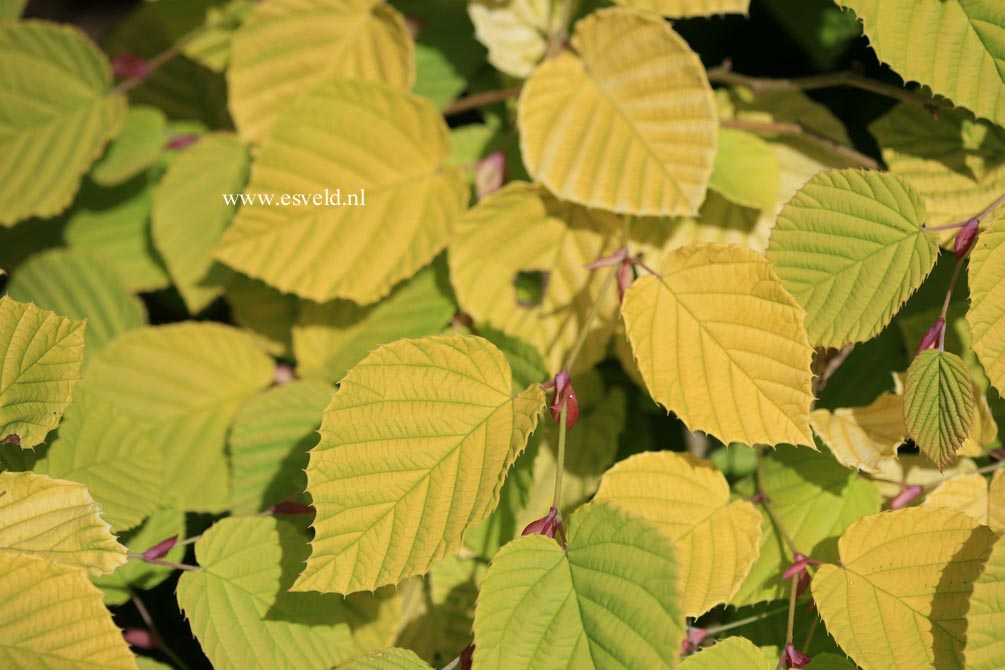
616,261,633,301
777,643,811,669
141,535,178,561
111,54,151,80
542,369,579,428
274,363,296,386
165,134,200,150
270,501,313,516
889,484,923,510
475,151,506,200
915,317,945,355
955,218,980,260
521,506,560,538
0,434,19,446
680,627,708,655
460,643,474,670
123,628,155,649
783,552,819,597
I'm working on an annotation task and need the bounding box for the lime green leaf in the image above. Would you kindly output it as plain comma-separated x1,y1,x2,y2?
473,502,684,670
94,508,186,605
732,445,881,605
811,392,907,473
293,262,455,383
225,273,298,357
0,552,137,670
215,78,466,304
767,169,938,347
468,0,570,79
0,297,85,448
177,516,357,670
596,451,762,617
476,325,549,392
152,0,254,73
680,637,770,670
0,471,126,576
6,248,146,358
0,21,126,225
613,0,749,18
91,106,166,187
812,507,997,670
837,0,1005,125
341,648,432,670
450,183,622,373
229,379,333,515
83,323,274,512
227,0,414,143
621,243,815,448
967,531,1005,670
904,350,977,469
923,472,1005,530
33,389,161,532
709,128,780,210
295,334,544,594
968,208,1005,396
518,7,717,216
136,656,173,670
0,0,25,21
63,174,170,293
152,133,248,313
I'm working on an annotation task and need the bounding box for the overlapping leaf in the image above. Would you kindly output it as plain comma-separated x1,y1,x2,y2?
837,0,1005,124
968,208,1005,396
811,392,907,473
82,323,274,512
0,297,85,448
595,451,761,617
6,248,145,358
177,516,358,670
94,508,186,605
215,79,467,304
341,648,432,670
450,183,622,373
812,507,997,670
924,471,1005,531
473,503,684,670
767,169,938,347
613,0,749,18
518,7,717,216
91,106,166,186
225,274,298,357
0,21,126,224
967,532,1005,670
227,0,414,142
904,350,977,469
295,335,544,594
680,637,770,670
468,0,567,79
621,243,815,448
708,127,780,210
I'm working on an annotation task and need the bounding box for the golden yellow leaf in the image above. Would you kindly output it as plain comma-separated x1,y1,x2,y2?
621,243,815,447
811,392,907,473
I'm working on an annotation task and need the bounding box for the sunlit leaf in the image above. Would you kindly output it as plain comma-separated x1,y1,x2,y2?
968,208,1005,397
680,637,770,670
924,471,1005,531
613,0,749,18
811,392,907,473
94,508,186,605
709,127,780,210
468,0,569,79
91,106,166,187
904,349,977,469
967,530,1005,670
340,648,432,670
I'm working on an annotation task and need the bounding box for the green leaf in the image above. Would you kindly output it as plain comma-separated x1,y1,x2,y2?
595,451,762,617
215,78,467,304
0,552,137,670
225,273,298,357
473,502,684,670
152,133,248,313
680,637,771,670
91,106,167,187
229,379,333,515
33,389,162,532
340,648,433,670
709,128,781,210
967,532,1005,670
0,21,126,225
227,0,414,143
904,350,977,469
968,208,1005,397
621,243,815,448
518,7,717,216
177,516,358,670
0,297,85,448
295,334,545,594
0,471,127,577
812,507,996,670
732,445,881,605
94,508,186,605
293,261,455,384
766,169,938,347
837,0,1005,125
0,0,26,21
6,248,146,358
82,323,274,512
152,0,255,73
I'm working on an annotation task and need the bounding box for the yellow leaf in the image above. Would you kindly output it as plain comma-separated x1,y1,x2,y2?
612,0,748,17
680,637,771,670
595,451,762,617
709,127,780,211
923,472,1005,531
0,471,126,577
215,78,467,304
227,0,414,143
870,453,978,499
967,532,1005,670
811,392,907,473
991,470,1005,532
295,335,544,594
968,208,1005,396
449,182,622,373
518,7,717,216
0,552,137,670
0,297,86,448
621,243,815,448
812,507,996,670
468,0,572,79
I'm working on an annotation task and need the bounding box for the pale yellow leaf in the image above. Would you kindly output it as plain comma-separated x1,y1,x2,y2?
968,207,1005,397
468,0,571,79
811,392,907,473
923,473,994,527
612,0,748,17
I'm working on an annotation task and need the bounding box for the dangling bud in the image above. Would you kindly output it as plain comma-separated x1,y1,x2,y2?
954,218,980,260
616,260,634,300
123,628,155,649
680,627,708,655
274,363,296,386
0,434,19,446
782,551,820,598
915,317,945,355
165,134,200,151
141,535,178,561
777,643,811,669
111,53,151,80
889,484,923,510
269,501,313,516
475,151,506,200
521,506,560,538
541,369,579,428
460,643,474,670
